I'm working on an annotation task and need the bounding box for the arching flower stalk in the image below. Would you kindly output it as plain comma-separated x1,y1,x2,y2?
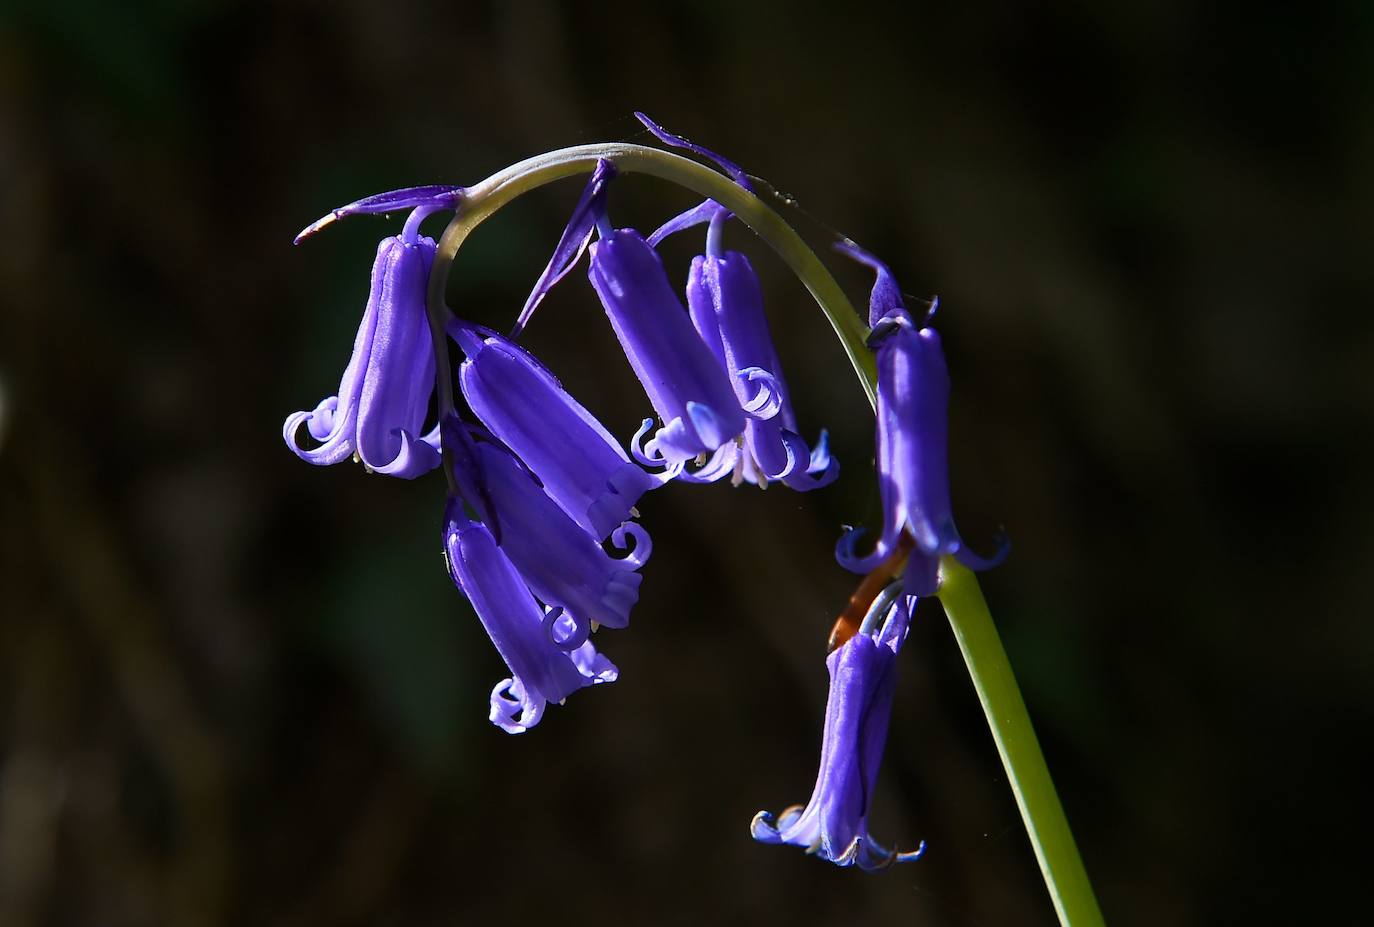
283,119,1100,927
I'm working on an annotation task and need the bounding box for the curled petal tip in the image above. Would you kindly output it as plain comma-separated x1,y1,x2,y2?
954,530,1011,572
737,366,784,420
610,521,652,570
896,839,928,863
834,525,892,575
629,418,669,467
779,429,840,492
749,810,783,843
542,607,590,652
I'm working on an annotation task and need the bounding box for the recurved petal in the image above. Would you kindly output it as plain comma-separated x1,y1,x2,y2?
779,429,840,492
489,677,544,734
953,534,1012,572
283,398,357,466
673,442,739,485
363,428,442,478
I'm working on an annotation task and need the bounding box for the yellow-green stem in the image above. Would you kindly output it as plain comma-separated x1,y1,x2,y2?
938,558,1105,926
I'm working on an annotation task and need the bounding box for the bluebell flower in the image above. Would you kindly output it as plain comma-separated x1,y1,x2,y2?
515,158,747,467
752,589,926,870
443,496,616,734
630,113,837,490
444,417,648,652
451,321,667,540
283,216,442,478
834,242,1007,596
644,208,837,490
589,228,748,466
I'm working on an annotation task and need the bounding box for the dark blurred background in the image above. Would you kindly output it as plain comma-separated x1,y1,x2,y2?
2,1,1371,924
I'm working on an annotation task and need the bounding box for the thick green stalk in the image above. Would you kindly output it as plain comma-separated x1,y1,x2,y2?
428,143,877,408
938,558,1105,926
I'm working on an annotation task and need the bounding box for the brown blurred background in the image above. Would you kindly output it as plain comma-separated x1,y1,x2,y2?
2,1,1371,925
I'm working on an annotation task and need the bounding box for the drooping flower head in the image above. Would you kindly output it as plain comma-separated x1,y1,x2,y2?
442,416,648,653
752,588,925,870
452,320,668,540
283,188,465,479
443,496,616,733
834,241,1007,596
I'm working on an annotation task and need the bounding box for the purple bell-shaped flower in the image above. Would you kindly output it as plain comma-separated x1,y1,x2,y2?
452,321,667,540
647,205,838,490
443,497,616,734
589,229,747,465
752,589,926,870
834,242,1006,596
445,417,648,653
283,208,443,479
514,159,746,468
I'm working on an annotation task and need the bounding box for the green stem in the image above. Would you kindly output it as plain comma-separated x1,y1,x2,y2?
428,143,877,407
938,557,1105,926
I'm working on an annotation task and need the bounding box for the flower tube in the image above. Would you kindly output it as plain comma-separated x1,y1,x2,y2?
752,593,925,870
588,228,746,466
682,234,837,490
834,242,1006,596
283,210,442,479
450,439,643,653
454,322,666,539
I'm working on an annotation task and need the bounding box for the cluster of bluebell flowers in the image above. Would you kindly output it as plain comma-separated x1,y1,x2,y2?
283,115,1003,868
